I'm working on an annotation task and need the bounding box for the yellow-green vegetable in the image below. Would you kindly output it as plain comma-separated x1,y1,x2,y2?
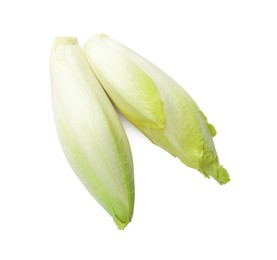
50,37,134,229
84,34,230,184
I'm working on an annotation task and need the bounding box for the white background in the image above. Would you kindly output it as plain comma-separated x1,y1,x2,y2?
1,0,277,259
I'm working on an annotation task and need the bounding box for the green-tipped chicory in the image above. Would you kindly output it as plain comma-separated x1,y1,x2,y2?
84,34,230,184
50,37,134,229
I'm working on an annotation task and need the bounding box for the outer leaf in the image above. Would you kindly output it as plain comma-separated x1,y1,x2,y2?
50,37,134,229
84,34,230,185
84,34,165,129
